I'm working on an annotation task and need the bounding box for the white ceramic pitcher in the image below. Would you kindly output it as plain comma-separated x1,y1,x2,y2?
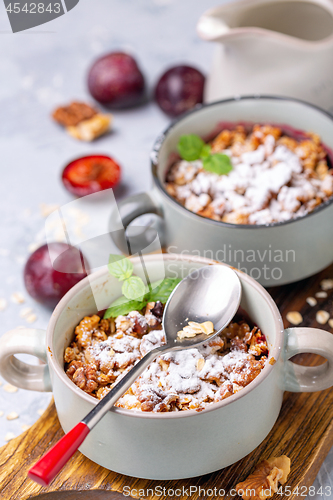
197,0,333,113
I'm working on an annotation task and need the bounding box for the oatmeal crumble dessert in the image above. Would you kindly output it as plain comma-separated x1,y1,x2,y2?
64,304,268,412
165,124,333,225
236,455,291,500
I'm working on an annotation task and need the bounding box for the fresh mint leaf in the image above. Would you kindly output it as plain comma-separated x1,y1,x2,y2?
147,277,181,303
104,296,146,319
108,254,133,281
177,134,205,161
104,276,181,320
203,153,233,175
122,276,146,300
200,144,211,159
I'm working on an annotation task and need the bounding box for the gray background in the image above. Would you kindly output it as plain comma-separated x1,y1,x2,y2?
0,0,332,496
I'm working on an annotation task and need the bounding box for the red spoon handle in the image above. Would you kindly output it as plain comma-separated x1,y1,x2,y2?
28,422,90,486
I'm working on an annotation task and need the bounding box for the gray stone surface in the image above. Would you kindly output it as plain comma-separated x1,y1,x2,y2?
0,0,331,495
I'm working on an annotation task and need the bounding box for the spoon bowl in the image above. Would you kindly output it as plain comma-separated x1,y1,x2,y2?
163,265,242,349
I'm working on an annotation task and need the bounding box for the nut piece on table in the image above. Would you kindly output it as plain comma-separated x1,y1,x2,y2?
52,101,112,141
67,114,111,142
52,101,97,126
177,320,214,339
236,455,291,500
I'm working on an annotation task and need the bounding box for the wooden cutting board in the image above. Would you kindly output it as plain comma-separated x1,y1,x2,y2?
1,264,333,500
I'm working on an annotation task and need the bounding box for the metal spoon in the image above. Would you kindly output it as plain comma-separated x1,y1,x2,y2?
28,265,241,486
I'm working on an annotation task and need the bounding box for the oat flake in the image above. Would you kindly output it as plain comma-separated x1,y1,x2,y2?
26,314,37,324
19,307,33,318
40,203,60,218
320,279,333,291
306,297,317,307
4,432,16,442
6,412,19,421
286,311,303,325
0,410,4,417
0,299,7,311
196,358,205,371
328,319,333,329
4,384,18,393
316,311,330,325
10,292,25,304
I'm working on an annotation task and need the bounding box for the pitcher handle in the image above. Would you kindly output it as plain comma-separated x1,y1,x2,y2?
283,327,333,392
0,328,52,392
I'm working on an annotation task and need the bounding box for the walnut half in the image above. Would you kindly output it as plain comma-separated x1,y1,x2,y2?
52,101,112,141
52,101,97,127
236,455,290,500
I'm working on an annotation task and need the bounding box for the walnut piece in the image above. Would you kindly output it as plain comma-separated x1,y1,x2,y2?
75,315,100,348
236,455,290,500
52,101,111,141
53,101,97,127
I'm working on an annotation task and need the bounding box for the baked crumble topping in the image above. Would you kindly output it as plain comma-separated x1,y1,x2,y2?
64,304,268,412
165,124,333,225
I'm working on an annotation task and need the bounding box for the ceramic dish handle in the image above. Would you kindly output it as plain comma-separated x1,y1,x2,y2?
0,328,52,392
283,327,333,392
109,191,164,254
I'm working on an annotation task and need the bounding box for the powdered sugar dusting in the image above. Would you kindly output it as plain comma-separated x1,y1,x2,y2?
65,311,268,413
166,125,333,225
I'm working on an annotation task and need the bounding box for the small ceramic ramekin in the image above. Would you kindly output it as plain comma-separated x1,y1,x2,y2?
0,255,333,479
109,96,333,286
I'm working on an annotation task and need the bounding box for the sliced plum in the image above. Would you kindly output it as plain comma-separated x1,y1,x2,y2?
62,155,121,197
